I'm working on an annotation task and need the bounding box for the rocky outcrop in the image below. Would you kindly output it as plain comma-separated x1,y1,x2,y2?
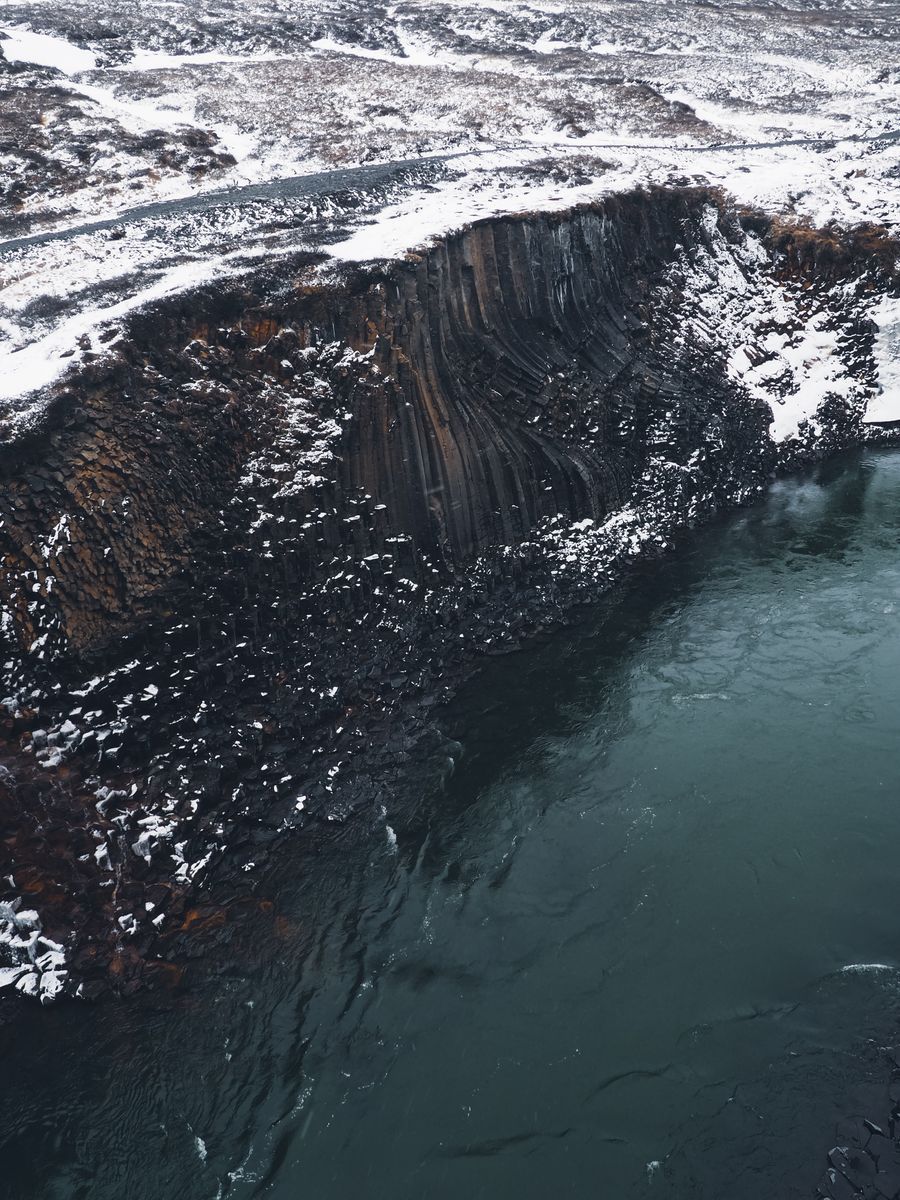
0,187,896,1000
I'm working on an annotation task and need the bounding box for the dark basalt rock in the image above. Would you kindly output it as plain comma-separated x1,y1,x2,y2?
813,1052,900,1199
0,186,897,1006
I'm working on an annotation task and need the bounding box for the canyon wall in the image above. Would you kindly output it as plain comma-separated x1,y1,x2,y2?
0,188,894,999
0,191,772,659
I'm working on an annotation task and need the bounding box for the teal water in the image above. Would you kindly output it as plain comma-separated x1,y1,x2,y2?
4,449,900,1198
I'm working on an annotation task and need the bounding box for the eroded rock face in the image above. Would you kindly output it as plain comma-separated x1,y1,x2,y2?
0,187,896,1001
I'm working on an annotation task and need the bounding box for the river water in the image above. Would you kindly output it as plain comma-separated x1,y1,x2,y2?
4,449,900,1199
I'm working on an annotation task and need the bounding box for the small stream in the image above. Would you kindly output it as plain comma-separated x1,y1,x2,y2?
4,449,900,1198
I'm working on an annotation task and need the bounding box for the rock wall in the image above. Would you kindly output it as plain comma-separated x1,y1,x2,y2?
0,192,766,656
0,187,895,1000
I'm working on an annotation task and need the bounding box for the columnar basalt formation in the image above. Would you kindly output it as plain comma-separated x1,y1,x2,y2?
0,187,896,1001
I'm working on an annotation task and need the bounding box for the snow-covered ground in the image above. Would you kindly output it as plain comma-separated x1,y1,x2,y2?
2,0,900,429
1,24,97,72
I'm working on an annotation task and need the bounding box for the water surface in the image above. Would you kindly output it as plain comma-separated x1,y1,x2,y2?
4,449,900,1198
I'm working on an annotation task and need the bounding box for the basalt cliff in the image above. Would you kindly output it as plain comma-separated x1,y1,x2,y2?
1,186,897,1002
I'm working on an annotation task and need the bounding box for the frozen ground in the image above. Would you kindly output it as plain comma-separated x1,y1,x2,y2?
2,0,900,419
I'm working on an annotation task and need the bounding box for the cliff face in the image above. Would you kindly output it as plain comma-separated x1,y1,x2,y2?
0,192,766,656
344,197,767,560
0,188,894,1000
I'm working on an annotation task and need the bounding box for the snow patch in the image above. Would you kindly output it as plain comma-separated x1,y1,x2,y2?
0,898,69,1003
0,25,97,74
863,296,900,425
